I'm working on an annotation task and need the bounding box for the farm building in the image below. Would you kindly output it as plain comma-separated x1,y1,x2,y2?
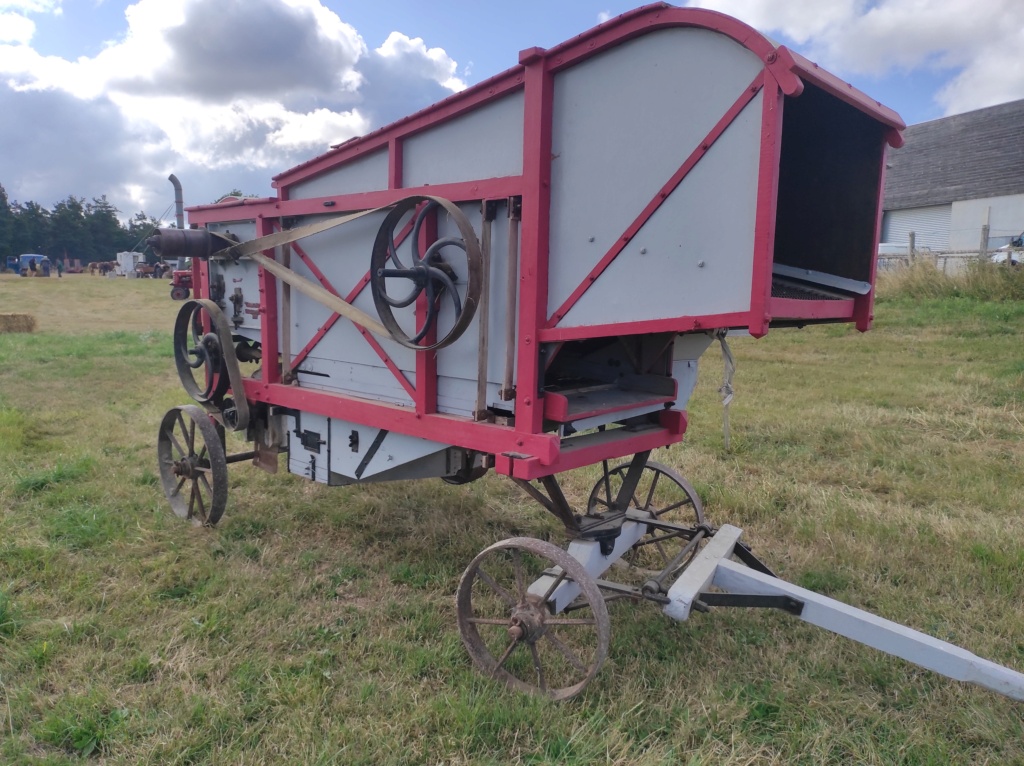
881,98,1024,252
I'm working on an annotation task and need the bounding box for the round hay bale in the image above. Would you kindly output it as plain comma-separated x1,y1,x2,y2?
0,313,36,333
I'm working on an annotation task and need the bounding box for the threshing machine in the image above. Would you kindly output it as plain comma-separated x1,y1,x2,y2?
150,5,1024,701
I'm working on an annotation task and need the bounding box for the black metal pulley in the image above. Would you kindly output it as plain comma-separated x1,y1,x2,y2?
369,196,482,350
147,228,238,260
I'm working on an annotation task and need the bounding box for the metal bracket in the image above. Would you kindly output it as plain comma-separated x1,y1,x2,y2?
731,540,778,577
299,430,324,453
354,429,388,479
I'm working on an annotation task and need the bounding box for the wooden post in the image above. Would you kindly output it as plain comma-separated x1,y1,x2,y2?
908,231,915,263
979,205,991,262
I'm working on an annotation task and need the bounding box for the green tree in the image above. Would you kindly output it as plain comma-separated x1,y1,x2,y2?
85,196,129,262
0,184,12,263
125,211,162,259
9,201,50,257
50,196,91,264
0,187,164,267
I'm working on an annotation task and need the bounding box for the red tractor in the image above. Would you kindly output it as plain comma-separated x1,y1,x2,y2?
169,267,193,300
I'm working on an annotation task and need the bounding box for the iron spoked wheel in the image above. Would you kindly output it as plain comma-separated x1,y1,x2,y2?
157,405,228,526
588,461,704,578
457,537,610,701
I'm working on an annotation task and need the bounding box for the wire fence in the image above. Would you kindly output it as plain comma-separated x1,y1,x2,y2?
877,250,1015,275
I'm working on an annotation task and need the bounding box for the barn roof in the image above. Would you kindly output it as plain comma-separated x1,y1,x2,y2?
883,98,1024,211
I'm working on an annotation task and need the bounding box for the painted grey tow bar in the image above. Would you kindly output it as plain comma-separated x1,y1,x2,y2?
665,525,1024,702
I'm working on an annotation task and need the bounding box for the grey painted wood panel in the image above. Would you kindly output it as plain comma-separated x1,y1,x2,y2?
402,92,524,187
289,149,389,199
546,27,763,324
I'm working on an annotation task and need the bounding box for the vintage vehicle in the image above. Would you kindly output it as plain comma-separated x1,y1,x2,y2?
149,5,1024,701
7,253,51,276
169,264,193,300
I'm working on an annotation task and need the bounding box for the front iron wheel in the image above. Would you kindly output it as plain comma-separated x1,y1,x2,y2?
456,537,610,700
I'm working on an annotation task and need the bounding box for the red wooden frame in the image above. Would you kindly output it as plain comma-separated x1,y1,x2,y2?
186,5,904,478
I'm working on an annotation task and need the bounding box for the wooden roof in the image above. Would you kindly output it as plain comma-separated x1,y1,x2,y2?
883,98,1024,211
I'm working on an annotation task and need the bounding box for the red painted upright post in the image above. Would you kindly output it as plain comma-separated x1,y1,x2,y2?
515,48,555,436
388,137,403,190
748,71,785,339
257,215,282,386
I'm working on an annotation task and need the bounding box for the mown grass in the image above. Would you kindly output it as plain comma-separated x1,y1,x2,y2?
0,269,1022,764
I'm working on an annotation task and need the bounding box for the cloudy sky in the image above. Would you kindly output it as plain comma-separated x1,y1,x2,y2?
1,0,1022,223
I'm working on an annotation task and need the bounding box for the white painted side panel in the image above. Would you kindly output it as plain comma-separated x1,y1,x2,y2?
326,418,448,480
672,332,715,408
289,149,390,200
250,202,519,416
281,211,415,405
288,413,330,483
207,221,263,343
208,220,257,242
402,92,525,187
286,413,449,482
434,204,519,415
547,27,763,325
561,97,761,325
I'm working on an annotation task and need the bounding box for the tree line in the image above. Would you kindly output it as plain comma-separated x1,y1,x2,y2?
0,183,162,267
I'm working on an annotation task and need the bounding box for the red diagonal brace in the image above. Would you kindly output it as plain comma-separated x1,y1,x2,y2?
285,227,416,400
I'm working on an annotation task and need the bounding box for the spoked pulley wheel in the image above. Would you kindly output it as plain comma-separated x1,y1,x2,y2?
588,461,704,579
369,195,482,350
457,537,610,700
157,405,228,526
173,299,231,404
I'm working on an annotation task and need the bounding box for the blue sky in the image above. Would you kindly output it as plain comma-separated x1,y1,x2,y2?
2,0,1022,221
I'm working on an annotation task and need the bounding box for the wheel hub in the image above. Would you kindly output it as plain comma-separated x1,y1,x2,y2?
507,600,549,643
172,456,197,479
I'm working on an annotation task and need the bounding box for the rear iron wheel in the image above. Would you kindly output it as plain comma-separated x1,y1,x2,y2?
157,405,227,526
457,537,610,700
588,461,704,579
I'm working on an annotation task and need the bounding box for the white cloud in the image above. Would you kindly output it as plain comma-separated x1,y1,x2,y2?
686,0,860,44
0,0,61,47
685,0,1024,115
266,106,371,151
0,0,465,218
375,31,466,92
0,0,61,12
935,23,1024,115
597,11,612,23
0,12,34,43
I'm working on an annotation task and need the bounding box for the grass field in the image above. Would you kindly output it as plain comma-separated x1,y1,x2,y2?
1,269,1023,764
